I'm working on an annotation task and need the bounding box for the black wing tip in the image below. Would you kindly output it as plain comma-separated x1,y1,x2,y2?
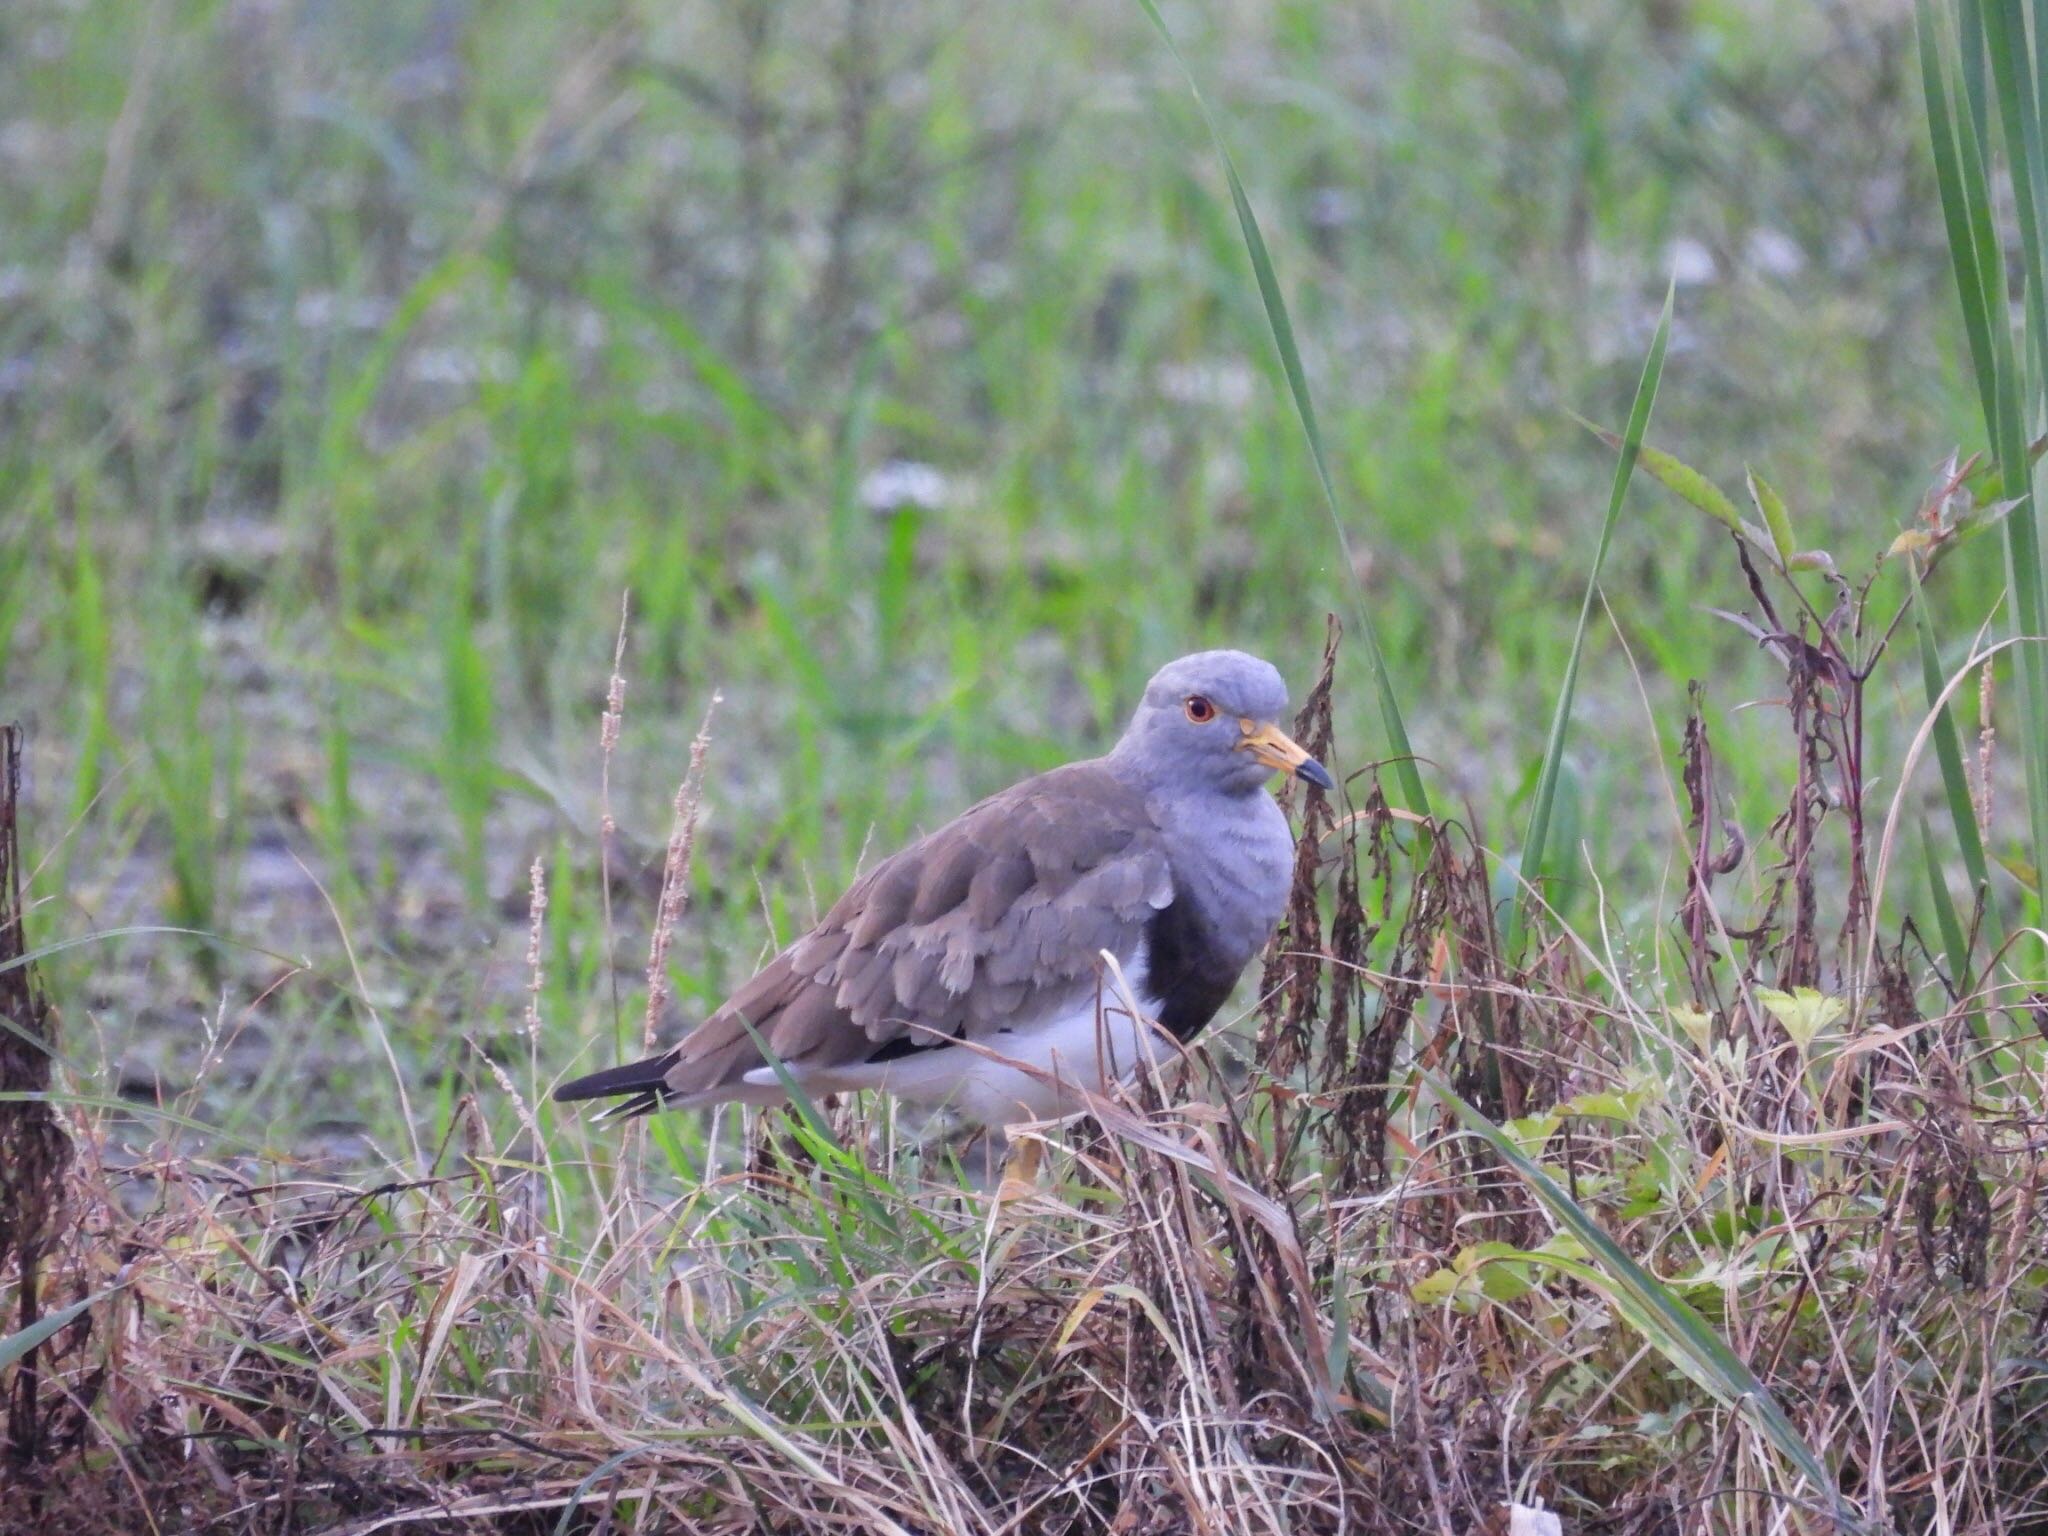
551,1053,675,1106
600,1089,667,1120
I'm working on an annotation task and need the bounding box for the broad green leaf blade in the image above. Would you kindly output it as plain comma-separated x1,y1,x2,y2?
0,1286,118,1373
1950,4,2048,931
1506,279,1672,956
1431,1077,1853,1525
1134,0,1427,816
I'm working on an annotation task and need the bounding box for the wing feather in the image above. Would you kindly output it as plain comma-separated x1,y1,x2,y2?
655,760,1170,1102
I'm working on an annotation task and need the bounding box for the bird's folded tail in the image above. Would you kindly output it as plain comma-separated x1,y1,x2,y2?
552,1052,676,1119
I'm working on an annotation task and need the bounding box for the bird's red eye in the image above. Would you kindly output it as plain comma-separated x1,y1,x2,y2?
1184,695,1216,724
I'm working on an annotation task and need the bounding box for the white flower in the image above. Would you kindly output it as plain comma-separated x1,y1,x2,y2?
859,459,950,513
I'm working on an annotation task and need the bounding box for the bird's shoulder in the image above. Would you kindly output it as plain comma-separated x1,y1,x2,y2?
828,757,1162,924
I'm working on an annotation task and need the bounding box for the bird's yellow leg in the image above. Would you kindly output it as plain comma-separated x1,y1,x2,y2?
995,1132,1046,1204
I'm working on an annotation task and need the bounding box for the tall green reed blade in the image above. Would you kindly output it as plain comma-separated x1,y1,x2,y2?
1911,564,2006,1060
1921,2,2003,438
1135,0,1427,815
1922,0,2048,946
1983,4,2048,381
1504,280,1672,958
1974,0,2048,921
1910,564,1993,909
1921,816,1973,994
1431,1077,1857,1529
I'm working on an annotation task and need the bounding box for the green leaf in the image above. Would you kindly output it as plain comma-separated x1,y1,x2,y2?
1503,1112,1561,1158
1572,419,1741,534
1887,527,1940,559
1997,849,2041,894
1920,2,2001,432
1745,467,1796,566
0,1286,119,1373
1668,1004,1716,1051
1754,987,1847,1057
1640,446,1742,532
1554,1089,1643,1122
1412,1241,1562,1311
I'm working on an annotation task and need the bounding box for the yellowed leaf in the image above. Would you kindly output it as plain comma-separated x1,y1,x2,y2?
1755,986,1845,1055
1668,1005,1715,1051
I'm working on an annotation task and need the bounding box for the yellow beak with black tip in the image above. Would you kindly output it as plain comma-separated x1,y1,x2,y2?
1237,719,1334,790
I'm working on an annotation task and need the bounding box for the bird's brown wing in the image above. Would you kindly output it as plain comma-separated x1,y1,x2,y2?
649,759,1173,1104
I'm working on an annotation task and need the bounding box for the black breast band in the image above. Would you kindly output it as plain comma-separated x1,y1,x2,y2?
1142,898,1243,1042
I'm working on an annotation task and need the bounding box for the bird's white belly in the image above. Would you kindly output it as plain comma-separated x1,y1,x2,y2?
865,993,1164,1125
753,956,1163,1127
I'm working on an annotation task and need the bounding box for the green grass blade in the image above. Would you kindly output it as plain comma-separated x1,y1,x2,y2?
1922,2,2006,442
1984,2,2048,391
1953,5,2048,902
0,925,310,978
1134,0,1427,814
1962,0,1992,149
1431,1076,1853,1525
1505,280,1672,957
1921,0,2048,950
1976,2,2048,933
731,1015,849,1164
0,1285,122,1373
1921,815,1974,993
1911,564,1993,905
312,251,485,618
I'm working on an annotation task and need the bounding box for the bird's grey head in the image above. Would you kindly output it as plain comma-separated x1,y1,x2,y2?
1110,649,1334,796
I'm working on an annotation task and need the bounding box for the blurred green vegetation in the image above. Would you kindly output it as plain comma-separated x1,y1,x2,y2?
0,0,2012,1136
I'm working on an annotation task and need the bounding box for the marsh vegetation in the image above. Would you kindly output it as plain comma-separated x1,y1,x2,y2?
3,2,2046,1531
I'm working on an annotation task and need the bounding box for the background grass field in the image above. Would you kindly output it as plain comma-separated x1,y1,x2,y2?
3,0,1990,1119
4,1,2046,1532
